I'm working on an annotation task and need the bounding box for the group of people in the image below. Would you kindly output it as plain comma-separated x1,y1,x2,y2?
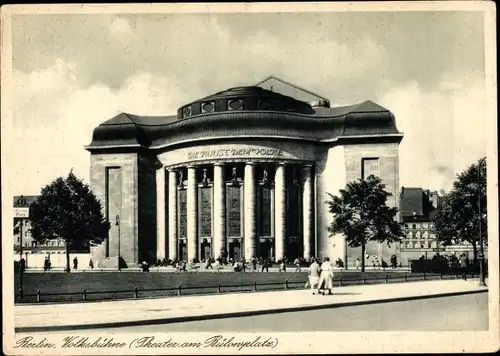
306,257,335,295
353,254,399,270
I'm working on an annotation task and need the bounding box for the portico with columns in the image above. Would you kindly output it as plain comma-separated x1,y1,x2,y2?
155,157,316,263
86,84,403,268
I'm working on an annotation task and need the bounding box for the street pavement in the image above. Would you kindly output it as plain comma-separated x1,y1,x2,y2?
15,279,487,332
77,293,489,332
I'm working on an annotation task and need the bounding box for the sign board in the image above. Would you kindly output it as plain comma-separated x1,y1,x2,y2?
14,207,29,218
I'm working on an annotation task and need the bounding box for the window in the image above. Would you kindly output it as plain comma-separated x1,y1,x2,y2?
226,185,242,237
412,224,416,229
31,241,36,247
361,158,379,179
178,189,187,239
198,186,212,238
405,224,409,229
259,185,273,236
25,231,29,237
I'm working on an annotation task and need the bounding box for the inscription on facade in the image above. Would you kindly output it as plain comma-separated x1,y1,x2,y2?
187,148,284,160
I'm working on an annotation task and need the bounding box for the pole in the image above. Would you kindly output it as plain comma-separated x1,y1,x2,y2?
19,218,24,297
116,215,121,271
478,157,487,287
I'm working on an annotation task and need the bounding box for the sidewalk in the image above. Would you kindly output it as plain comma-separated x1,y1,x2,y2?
15,279,487,332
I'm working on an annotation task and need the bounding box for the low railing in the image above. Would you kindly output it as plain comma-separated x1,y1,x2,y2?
15,272,479,304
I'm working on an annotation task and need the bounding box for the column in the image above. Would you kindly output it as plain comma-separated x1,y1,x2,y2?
187,166,198,262
275,163,286,262
244,162,256,259
156,167,166,259
302,165,313,260
168,169,178,261
213,164,226,259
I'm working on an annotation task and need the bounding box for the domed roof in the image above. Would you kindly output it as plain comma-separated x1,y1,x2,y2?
177,85,315,120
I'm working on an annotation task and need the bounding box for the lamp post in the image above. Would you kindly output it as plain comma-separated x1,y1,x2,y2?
477,157,487,287
19,219,24,298
116,215,121,271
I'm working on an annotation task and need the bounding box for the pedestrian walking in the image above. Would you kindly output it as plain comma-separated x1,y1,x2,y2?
241,257,247,272
89,259,94,270
261,258,269,272
294,258,301,272
355,258,360,270
205,258,213,270
73,256,78,270
317,257,334,295
308,258,321,295
460,254,468,280
251,256,257,271
279,260,286,272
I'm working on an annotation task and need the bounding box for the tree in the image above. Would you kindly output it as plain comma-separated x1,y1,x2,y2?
432,158,487,263
29,171,110,272
326,175,403,272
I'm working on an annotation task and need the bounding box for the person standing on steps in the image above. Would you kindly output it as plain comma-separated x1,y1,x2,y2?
261,257,269,272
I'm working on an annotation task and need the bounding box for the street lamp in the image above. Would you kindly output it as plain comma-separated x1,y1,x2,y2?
116,215,121,271
477,157,487,287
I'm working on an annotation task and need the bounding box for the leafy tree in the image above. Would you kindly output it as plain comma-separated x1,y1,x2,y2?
432,158,487,263
326,175,403,272
14,218,21,235
29,171,110,272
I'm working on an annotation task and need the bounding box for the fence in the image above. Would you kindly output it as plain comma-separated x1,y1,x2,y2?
15,271,479,304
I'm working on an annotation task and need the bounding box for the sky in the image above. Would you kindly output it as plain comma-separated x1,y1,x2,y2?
6,10,489,195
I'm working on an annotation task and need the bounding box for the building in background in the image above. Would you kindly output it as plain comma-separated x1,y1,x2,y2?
399,188,444,264
14,195,89,269
86,76,404,269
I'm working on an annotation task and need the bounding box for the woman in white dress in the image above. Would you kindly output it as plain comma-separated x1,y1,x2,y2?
318,257,334,295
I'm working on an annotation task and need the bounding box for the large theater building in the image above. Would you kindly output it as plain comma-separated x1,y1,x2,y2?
86,76,403,268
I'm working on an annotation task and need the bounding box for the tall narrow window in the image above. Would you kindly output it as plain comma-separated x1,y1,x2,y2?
199,187,212,238
178,189,187,239
260,186,272,236
105,167,122,258
361,158,379,179
226,185,242,237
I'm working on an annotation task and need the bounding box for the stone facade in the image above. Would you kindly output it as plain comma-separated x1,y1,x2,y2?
89,153,139,267
343,143,401,266
86,83,403,267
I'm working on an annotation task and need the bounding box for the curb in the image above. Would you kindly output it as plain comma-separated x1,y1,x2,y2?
15,288,487,333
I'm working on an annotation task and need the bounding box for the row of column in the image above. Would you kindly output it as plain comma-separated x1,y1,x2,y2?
156,162,314,262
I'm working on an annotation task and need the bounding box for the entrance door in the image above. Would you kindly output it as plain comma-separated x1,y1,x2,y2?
201,240,211,261
287,238,303,262
258,240,273,259
179,241,187,261
229,240,241,261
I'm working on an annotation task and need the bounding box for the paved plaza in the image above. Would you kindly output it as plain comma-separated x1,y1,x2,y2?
15,279,487,333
